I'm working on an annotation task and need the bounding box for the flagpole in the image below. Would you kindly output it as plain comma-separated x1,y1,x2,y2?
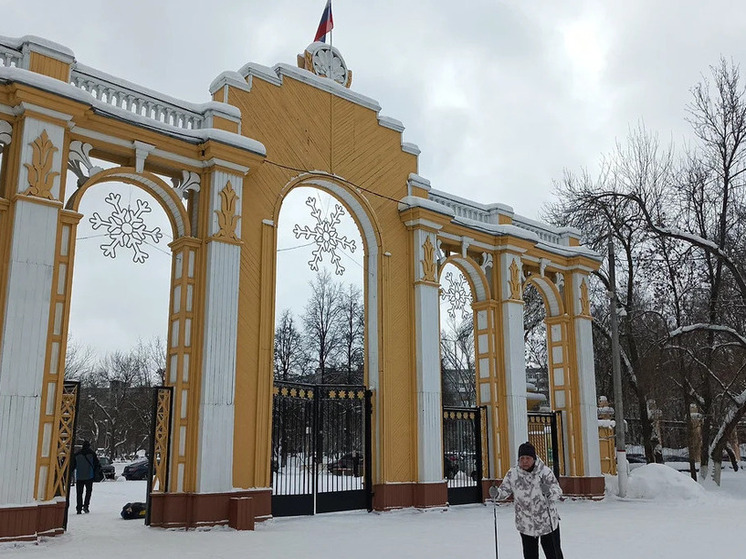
328,2,334,175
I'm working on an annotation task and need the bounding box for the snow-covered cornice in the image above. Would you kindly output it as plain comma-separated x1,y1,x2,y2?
0,65,265,156
401,192,601,261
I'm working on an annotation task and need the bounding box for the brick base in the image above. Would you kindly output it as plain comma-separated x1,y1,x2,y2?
148,489,271,529
480,476,606,502
372,481,448,510
0,500,67,542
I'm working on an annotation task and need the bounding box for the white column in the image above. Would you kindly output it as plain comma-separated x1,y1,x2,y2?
195,169,243,493
571,272,601,476
498,252,528,465
411,226,443,482
0,118,65,505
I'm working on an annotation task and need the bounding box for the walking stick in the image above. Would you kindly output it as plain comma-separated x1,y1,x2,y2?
542,485,562,559
488,485,499,559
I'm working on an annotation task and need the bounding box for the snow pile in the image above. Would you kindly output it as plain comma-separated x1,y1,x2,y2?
624,464,708,500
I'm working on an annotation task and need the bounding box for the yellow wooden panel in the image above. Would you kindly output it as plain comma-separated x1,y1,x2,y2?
28,52,71,82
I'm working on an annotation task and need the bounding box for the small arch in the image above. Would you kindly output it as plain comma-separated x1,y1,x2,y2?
524,274,564,318
439,254,490,303
66,167,190,240
273,173,383,255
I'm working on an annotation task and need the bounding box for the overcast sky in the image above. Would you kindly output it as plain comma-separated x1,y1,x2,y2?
5,0,746,357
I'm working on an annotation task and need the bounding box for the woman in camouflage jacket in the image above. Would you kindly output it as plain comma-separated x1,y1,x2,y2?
495,442,564,559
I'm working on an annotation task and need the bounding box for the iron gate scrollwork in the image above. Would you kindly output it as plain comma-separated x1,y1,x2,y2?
443,406,486,505
57,381,80,529
527,411,563,479
271,381,372,517
146,386,173,525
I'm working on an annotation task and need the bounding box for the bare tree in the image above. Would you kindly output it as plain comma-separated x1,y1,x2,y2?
440,316,476,407
64,336,96,381
274,309,308,381
337,283,364,384
302,269,344,384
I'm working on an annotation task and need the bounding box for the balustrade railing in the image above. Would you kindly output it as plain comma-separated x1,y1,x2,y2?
0,43,23,68
428,190,568,245
71,64,205,130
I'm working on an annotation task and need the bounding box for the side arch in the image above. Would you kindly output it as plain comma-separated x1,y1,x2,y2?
439,254,491,303
524,274,564,318
65,167,191,240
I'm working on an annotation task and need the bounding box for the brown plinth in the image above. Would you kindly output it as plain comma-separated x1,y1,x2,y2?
558,476,605,498
480,476,605,502
0,500,66,542
372,481,447,510
148,489,271,530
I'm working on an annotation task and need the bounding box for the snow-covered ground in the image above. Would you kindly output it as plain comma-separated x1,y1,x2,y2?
3,461,745,558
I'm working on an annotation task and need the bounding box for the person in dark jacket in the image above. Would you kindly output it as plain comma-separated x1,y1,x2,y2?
72,440,100,514
494,442,564,559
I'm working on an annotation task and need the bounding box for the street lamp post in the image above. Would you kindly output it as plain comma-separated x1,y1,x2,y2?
608,231,628,497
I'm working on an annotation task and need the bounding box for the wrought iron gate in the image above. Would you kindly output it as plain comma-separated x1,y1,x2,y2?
146,386,173,525
443,406,485,505
271,381,372,517
58,381,80,529
527,411,563,479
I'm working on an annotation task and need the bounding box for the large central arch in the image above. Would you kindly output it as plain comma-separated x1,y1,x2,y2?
271,173,384,479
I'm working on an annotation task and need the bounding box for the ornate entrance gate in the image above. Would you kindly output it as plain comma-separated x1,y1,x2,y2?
271,381,372,517
528,411,564,479
443,406,485,505
58,382,80,529
145,386,173,525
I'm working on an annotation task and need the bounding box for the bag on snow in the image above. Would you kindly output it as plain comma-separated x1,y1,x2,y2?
121,501,147,520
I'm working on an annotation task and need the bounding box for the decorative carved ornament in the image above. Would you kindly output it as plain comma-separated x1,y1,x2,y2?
580,278,591,316
172,170,201,199
298,42,352,88
421,236,436,282
24,130,59,200
151,388,172,493
508,259,523,301
50,383,78,499
481,252,493,275
213,181,240,242
68,140,103,187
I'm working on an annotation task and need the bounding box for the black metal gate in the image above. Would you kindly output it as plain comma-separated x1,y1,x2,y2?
271,381,372,517
443,406,485,505
146,386,173,525
527,411,563,479
59,381,80,529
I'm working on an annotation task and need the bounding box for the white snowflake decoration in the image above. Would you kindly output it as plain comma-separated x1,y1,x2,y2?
89,193,163,263
442,271,472,320
293,196,356,275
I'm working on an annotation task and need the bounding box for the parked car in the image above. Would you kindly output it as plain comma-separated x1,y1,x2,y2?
444,454,459,479
98,456,116,481
327,452,363,477
122,458,149,481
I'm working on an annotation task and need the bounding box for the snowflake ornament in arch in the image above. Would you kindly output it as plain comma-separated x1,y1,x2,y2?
292,196,356,275
89,192,163,263
442,270,473,320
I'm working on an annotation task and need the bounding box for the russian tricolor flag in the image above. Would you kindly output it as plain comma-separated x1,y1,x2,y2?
314,0,334,43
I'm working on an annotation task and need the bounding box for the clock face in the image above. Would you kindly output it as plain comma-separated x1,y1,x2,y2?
310,44,349,86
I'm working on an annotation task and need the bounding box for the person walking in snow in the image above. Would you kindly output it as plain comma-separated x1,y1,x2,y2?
72,440,100,514
494,441,564,559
